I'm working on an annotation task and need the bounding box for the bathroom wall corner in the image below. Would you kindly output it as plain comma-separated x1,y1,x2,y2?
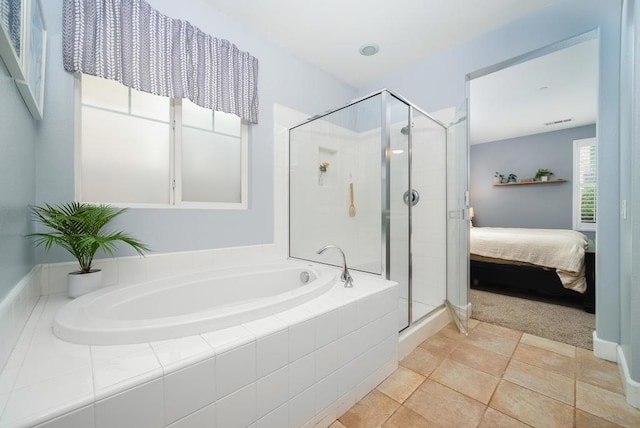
0,266,42,372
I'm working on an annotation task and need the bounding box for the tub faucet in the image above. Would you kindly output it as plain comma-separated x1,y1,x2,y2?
316,245,354,288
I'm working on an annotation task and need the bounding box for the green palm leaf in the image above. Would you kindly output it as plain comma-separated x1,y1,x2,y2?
28,202,150,273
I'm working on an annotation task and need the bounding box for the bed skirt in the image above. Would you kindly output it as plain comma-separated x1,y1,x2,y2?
470,253,595,313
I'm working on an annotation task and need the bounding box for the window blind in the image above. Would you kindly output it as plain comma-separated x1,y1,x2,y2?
578,143,597,224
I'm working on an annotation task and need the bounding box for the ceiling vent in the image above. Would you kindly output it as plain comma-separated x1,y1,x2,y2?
544,118,573,126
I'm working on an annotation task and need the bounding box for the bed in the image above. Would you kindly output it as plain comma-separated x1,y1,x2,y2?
470,226,595,313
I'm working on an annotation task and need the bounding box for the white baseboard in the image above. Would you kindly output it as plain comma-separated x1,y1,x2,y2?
454,302,473,321
593,330,618,362
398,306,450,360
591,331,640,409
617,346,640,409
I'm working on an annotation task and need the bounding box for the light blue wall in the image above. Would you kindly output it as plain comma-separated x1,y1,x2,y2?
470,125,596,230
619,0,640,380
360,0,623,350
34,0,356,263
0,60,37,301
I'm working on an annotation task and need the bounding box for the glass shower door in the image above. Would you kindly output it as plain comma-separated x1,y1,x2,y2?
410,108,447,323
446,103,470,334
387,94,410,330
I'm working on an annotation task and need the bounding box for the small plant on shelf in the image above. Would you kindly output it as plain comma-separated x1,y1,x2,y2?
493,172,504,183
319,161,330,172
534,168,553,181
318,162,331,185
507,173,517,183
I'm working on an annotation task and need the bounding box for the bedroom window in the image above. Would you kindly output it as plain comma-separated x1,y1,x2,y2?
76,74,248,209
573,138,597,231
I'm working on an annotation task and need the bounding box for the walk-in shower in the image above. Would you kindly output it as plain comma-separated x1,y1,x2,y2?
289,90,469,331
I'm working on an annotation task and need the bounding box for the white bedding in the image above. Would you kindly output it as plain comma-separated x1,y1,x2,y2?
470,227,588,293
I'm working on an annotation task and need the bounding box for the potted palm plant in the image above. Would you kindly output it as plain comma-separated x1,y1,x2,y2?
29,202,150,298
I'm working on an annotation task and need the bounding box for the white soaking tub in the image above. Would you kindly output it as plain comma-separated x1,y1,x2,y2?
54,262,336,345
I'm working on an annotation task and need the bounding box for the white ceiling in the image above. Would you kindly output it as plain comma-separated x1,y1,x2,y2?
469,38,598,144
201,0,597,143
202,0,558,87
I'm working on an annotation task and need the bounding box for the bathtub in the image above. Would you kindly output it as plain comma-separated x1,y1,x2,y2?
54,262,336,345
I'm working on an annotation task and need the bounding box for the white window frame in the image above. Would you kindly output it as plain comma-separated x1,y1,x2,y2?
572,137,597,231
74,75,248,210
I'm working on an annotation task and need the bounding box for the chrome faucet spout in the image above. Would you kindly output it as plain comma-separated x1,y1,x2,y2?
316,245,354,288
317,245,353,288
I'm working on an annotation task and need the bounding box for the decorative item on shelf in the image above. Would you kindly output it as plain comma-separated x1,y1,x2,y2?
318,161,330,185
493,172,504,183
349,182,356,217
507,173,517,183
28,202,150,298
534,168,553,182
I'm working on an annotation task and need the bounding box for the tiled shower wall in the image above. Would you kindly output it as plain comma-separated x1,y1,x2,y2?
288,120,381,271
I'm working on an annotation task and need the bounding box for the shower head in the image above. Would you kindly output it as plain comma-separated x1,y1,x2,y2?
400,125,410,135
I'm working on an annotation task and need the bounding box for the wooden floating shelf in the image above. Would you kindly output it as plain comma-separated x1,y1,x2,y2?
493,179,567,186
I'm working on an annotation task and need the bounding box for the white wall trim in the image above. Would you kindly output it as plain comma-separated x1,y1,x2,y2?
617,346,640,409
593,330,618,362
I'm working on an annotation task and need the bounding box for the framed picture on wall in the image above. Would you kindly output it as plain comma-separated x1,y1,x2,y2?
0,0,46,120
15,0,46,120
0,0,27,81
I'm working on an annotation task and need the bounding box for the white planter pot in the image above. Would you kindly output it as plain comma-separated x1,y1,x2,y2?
541,176,549,181
68,269,103,298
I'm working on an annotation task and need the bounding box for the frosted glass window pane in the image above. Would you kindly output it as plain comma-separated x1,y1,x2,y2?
214,111,241,136
81,74,128,113
131,88,170,122
182,98,213,130
81,107,170,204
182,128,241,203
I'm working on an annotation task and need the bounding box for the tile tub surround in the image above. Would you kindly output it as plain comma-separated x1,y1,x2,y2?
0,266,399,427
1,244,283,374
37,244,286,296
0,267,41,374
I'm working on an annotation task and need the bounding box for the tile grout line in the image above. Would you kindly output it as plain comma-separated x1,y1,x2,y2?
371,326,464,427
459,320,508,425
475,319,511,425
484,324,582,426
342,320,620,427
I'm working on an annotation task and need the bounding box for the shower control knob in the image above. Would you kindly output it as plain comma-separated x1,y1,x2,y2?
403,189,420,206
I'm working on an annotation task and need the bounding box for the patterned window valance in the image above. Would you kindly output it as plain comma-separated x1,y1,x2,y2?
63,0,259,123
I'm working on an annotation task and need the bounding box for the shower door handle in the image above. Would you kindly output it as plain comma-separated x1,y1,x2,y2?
403,189,420,206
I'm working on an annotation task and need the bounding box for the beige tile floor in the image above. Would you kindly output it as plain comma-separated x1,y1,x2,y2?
332,319,640,427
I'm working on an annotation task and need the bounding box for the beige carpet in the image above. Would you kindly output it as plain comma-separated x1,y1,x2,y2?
470,289,595,350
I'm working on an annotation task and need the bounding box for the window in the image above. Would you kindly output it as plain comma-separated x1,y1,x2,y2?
573,138,597,231
77,74,248,209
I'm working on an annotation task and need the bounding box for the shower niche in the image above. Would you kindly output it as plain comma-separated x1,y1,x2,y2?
289,90,468,331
